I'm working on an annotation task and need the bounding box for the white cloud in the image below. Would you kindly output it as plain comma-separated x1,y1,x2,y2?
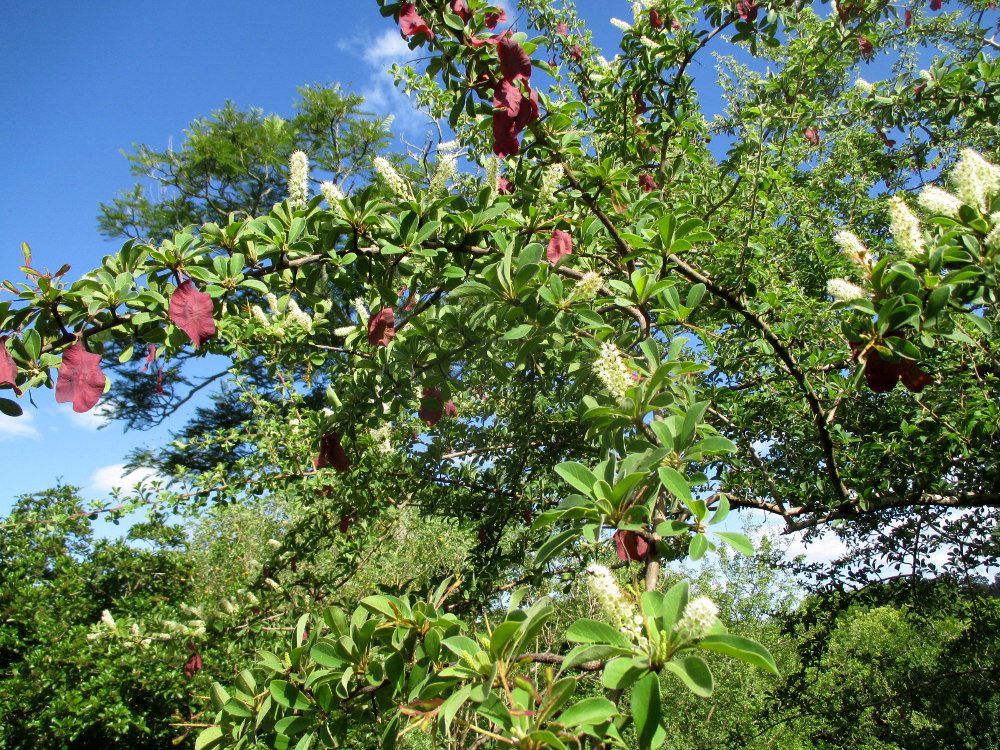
89,463,158,494
0,409,40,440
65,404,111,431
362,30,413,67
785,528,849,564
336,30,432,139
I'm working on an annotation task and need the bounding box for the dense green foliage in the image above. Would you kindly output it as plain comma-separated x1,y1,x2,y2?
2,0,1000,747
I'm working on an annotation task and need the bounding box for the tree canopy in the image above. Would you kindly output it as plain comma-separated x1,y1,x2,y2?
1,0,999,747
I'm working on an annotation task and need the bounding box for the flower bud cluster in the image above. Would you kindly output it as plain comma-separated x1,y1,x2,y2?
917,185,964,218
250,296,312,334
593,342,631,400
288,150,310,207
370,423,393,453
674,596,718,641
854,78,874,94
536,163,563,208
321,181,345,205
485,155,502,197
952,148,1000,214
428,154,458,198
572,271,603,300
352,297,370,326
373,156,411,200
833,230,872,275
986,215,1000,251
826,278,867,302
888,196,924,257
610,17,633,32
586,564,647,646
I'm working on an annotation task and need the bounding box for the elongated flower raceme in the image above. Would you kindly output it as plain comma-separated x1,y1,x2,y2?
610,16,633,31
485,155,502,197
536,163,563,209
321,181,344,204
952,148,1000,214
917,185,964,218
594,342,631,400
986,215,1000,251
827,278,867,302
288,150,309,207
572,271,603,300
373,156,410,200
674,596,718,640
888,196,924,257
833,230,872,275
586,564,647,646
428,154,457,198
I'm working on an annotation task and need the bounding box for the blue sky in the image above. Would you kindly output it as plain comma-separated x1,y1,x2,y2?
0,0,427,508
0,0,931,564
0,0,629,513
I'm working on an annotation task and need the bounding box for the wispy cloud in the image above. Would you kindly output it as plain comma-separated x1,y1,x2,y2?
89,463,158,495
0,409,40,440
338,30,432,139
785,528,849,564
65,404,111,431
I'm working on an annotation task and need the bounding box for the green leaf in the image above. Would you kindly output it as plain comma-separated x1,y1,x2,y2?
707,494,730,525
659,580,689,634
210,683,230,711
195,727,224,750
602,656,645,690
555,462,598,495
0,398,23,417
270,680,312,710
442,635,480,658
711,531,754,556
655,519,689,537
533,528,580,569
698,634,779,674
503,323,534,340
275,716,315,736
559,643,632,671
663,655,714,697
566,618,632,649
689,533,709,560
557,697,618,728
630,672,666,749
657,466,691,503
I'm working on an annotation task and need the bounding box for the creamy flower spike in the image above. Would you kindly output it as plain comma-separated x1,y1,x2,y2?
610,16,633,31
101,610,117,630
888,196,924,257
536,163,563,208
675,596,718,640
917,185,964,218
854,78,874,94
952,148,1000,214
352,297,370,326
251,305,269,326
594,342,631,400
320,181,345,204
573,271,603,300
288,150,309,207
986,219,1000,251
826,278,867,302
286,299,313,333
428,154,458,198
373,156,410,200
833,230,872,274
485,155,501,197
586,564,647,646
